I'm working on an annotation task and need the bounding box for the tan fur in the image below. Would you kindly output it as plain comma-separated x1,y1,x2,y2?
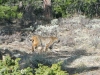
30,35,59,52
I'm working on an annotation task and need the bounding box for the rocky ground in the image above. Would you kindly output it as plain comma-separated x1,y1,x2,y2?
0,15,100,75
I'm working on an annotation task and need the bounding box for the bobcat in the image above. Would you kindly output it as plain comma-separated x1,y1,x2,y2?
30,35,60,52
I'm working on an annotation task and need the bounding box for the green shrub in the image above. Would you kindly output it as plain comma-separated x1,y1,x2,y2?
35,61,68,75
0,55,69,75
0,0,99,19
0,5,23,19
0,0,23,19
52,0,99,18
0,55,33,75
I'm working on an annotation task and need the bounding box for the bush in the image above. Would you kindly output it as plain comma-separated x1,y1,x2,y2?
52,0,100,18
0,55,33,75
0,5,23,19
0,55,69,75
0,0,99,20
0,0,23,20
35,61,68,75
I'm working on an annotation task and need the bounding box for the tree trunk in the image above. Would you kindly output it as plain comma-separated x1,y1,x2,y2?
43,0,52,20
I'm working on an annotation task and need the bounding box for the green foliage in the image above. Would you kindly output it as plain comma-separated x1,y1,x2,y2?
52,0,68,17
52,0,100,18
0,0,99,20
0,0,23,19
0,5,22,19
35,61,68,75
0,0,100,20
0,55,70,75
0,55,33,75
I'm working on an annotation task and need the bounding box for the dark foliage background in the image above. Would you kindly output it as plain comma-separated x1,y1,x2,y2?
0,0,99,35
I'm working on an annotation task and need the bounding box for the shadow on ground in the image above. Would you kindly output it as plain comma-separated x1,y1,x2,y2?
0,48,100,75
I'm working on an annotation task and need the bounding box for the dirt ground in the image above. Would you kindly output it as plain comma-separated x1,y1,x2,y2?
0,16,100,75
